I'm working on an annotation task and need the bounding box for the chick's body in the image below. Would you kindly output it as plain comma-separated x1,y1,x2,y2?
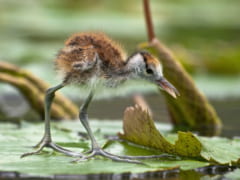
55,32,128,86
21,32,179,162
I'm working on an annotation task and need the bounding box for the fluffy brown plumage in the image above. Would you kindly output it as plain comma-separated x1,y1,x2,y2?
55,32,128,85
54,32,178,97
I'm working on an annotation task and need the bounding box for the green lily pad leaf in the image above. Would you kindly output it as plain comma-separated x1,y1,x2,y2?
118,104,175,154
119,103,240,165
198,137,240,164
175,132,202,157
0,121,210,176
145,159,209,171
119,105,202,157
224,168,240,180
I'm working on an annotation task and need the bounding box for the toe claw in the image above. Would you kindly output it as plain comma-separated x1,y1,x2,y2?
20,152,32,158
71,156,87,163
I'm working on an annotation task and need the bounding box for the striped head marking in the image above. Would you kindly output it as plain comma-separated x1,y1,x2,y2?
127,50,179,98
127,51,163,79
139,51,163,79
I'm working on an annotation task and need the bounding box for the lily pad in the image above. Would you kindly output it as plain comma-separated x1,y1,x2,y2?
0,120,210,176
119,103,240,165
119,104,202,158
199,137,240,164
225,168,240,180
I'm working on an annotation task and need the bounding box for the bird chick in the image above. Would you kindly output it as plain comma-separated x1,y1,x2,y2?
55,32,179,96
21,32,179,163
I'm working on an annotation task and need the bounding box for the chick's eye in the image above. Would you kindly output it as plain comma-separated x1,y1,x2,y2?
146,68,153,74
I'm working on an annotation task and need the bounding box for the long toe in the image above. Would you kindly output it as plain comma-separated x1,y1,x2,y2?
21,144,45,158
21,141,82,158
49,142,83,157
102,152,142,164
72,148,143,164
104,151,175,160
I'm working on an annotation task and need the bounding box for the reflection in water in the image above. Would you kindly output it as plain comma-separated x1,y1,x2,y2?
0,165,237,180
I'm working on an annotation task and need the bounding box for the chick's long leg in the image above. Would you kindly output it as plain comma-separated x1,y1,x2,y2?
73,90,141,164
21,83,82,158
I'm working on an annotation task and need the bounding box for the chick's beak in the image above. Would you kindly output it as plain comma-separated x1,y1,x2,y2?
156,78,180,98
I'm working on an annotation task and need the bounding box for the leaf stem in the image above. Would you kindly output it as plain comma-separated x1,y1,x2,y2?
143,0,155,42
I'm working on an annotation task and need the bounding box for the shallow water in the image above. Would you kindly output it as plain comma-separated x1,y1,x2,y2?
0,91,239,137
86,94,240,138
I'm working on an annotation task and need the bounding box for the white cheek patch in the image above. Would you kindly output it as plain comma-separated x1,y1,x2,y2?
156,64,163,79
127,54,145,71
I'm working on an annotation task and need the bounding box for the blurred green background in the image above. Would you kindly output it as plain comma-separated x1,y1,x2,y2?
0,0,240,136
